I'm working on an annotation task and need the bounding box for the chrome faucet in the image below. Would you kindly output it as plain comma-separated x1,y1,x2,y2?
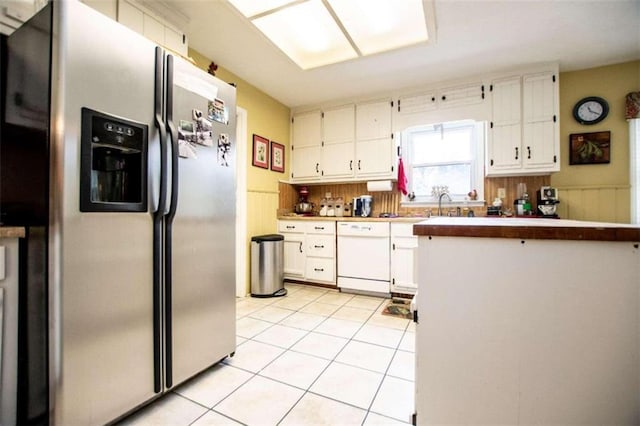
438,192,452,216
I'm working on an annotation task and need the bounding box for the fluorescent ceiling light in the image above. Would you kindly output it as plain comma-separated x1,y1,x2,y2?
327,0,428,55
253,0,357,70
227,0,431,69
226,0,297,18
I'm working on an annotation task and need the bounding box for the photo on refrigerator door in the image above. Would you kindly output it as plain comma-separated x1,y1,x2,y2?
208,98,228,124
178,120,197,159
192,109,214,147
218,133,231,167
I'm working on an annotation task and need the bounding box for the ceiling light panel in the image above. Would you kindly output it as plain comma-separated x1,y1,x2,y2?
227,0,297,18
327,0,428,55
252,0,357,69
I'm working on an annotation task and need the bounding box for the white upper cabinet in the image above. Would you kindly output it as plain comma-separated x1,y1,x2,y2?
291,102,395,183
322,105,355,180
487,76,522,171
291,110,322,181
355,100,396,179
396,91,438,116
522,72,559,171
356,100,392,140
486,69,559,176
1,0,48,35
117,0,188,56
290,64,558,182
438,82,485,108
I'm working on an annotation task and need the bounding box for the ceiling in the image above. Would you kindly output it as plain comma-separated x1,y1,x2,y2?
162,0,639,108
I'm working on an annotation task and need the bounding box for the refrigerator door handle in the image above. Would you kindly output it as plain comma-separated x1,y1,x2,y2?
152,46,167,394
164,53,179,389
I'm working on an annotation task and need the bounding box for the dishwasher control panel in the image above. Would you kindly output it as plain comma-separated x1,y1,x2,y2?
337,221,390,237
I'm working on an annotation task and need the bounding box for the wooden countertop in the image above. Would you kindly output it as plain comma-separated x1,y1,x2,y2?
278,215,426,223
412,217,640,242
0,226,26,238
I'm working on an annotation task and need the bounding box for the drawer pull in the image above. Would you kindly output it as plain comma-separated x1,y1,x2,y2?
314,268,324,272
314,226,324,230
286,225,295,229
314,245,324,249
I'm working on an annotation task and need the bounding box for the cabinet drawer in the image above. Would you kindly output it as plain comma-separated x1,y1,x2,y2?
306,235,335,258
305,258,335,283
278,220,304,233
305,222,335,235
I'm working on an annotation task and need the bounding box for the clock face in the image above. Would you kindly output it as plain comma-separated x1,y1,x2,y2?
573,97,609,125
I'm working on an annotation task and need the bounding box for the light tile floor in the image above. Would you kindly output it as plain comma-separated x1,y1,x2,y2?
121,283,415,425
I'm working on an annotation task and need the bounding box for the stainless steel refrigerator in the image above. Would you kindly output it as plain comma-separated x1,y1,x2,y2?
0,1,236,424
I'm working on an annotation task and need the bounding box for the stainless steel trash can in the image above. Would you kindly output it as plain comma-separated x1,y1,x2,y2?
250,234,287,297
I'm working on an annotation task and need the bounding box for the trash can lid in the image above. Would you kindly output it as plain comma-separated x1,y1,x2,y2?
251,234,284,242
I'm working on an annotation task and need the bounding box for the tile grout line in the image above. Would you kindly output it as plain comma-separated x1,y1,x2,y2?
362,318,413,424
271,297,379,424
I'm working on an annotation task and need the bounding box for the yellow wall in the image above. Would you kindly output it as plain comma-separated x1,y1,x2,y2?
189,49,291,294
552,60,640,222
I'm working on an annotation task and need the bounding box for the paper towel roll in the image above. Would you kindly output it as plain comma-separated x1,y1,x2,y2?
366,180,393,192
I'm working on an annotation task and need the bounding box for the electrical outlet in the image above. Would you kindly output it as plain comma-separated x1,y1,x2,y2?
498,188,506,199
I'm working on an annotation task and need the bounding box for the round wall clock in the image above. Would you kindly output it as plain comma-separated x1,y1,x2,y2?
573,96,609,125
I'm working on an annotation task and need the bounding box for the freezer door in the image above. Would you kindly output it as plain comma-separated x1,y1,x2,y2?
49,2,161,424
165,55,236,387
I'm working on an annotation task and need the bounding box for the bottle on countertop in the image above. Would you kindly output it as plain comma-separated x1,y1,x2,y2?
319,198,327,216
335,197,344,217
523,192,532,215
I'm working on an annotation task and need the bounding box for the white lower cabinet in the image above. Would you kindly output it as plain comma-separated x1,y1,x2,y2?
282,234,305,278
390,223,418,294
305,257,334,283
278,221,305,278
278,220,336,285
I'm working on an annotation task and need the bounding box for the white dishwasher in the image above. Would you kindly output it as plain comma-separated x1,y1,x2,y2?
337,221,390,295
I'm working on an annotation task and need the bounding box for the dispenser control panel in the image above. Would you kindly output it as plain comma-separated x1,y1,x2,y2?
79,108,148,212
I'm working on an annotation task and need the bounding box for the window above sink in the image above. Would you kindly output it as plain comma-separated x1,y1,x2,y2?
400,119,486,207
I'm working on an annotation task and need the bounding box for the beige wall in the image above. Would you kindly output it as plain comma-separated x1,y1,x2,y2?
552,60,640,222
189,49,291,294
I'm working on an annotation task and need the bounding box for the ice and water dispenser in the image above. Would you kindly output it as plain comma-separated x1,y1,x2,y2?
80,108,148,212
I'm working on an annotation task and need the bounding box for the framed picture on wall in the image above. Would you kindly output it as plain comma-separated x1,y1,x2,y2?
252,134,269,169
270,141,285,173
569,131,611,165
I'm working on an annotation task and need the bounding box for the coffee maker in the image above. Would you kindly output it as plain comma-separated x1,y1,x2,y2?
537,186,559,218
353,195,373,217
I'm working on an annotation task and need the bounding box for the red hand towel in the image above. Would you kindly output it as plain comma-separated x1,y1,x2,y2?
397,157,408,195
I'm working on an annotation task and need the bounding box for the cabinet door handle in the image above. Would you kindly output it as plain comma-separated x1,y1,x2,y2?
299,242,303,253
392,243,396,250
316,163,319,173
349,160,353,170
515,147,519,160
314,268,324,272
358,160,361,170
527,146,531,159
